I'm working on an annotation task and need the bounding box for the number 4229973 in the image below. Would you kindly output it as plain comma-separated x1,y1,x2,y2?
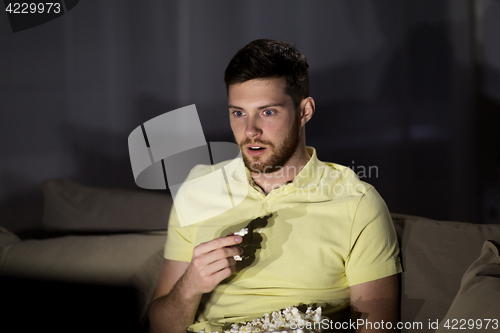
5,2,62,14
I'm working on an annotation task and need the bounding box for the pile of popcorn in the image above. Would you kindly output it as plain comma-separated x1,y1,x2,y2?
223,306,322,332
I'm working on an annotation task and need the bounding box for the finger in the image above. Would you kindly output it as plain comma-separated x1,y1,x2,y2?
204,246,242,265
195,256,233,282
205,257,236,278
209,256,237,274
211,266,233,283
194,235,242,255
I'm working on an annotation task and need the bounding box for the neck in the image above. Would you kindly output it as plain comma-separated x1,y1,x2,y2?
251,145,311,194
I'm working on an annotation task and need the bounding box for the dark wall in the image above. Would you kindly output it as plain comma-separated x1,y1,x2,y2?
1,0,497,233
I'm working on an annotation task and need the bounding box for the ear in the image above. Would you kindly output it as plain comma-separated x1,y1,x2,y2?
299,97,315,126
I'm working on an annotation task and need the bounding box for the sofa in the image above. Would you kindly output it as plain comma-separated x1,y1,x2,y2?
1,178,499,332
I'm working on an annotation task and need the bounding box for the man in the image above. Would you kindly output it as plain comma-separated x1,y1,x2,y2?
148,39,402,333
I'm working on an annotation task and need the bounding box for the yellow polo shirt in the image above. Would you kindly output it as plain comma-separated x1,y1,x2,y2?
164,147,402,321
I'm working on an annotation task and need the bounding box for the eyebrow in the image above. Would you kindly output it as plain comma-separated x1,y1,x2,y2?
227,103,286,110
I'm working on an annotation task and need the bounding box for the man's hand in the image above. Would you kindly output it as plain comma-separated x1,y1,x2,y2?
181,235,244,296
148,235,243,333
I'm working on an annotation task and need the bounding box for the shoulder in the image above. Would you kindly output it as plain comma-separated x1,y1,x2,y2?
172,158,247,227
317,160,374,198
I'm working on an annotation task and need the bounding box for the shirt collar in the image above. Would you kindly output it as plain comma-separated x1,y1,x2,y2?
290,147,325,189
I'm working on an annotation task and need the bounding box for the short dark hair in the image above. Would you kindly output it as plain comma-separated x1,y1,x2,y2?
224,39,309,109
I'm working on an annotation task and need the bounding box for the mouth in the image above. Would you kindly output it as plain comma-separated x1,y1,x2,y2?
246,145,267,156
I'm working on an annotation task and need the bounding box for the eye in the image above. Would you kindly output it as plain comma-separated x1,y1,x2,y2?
263,109,274,116
232,110,244,117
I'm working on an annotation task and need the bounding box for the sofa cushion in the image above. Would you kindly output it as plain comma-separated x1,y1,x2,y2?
0,231,165,283
0,226,20,264
0,231,167,321
392,214,500,333
435,241,500,332
41,178,173,231
0,226,20,246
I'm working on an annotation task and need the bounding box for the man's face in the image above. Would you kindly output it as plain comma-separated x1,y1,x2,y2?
228,78,301,174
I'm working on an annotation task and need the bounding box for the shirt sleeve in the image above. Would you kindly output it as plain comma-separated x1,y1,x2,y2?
344,186,402,286
164,205,194,263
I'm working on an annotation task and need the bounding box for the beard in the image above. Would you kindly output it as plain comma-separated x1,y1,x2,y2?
237,114,301,174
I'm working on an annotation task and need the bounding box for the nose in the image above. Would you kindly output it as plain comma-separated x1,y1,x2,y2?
245,116,262,138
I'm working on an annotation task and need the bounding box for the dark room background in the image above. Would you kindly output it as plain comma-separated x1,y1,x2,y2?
1,0,500,233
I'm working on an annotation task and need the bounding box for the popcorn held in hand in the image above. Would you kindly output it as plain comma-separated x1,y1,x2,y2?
234,228,248,236
233,228,248,261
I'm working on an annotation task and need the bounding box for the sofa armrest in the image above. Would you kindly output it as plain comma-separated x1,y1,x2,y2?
0,230,166,325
